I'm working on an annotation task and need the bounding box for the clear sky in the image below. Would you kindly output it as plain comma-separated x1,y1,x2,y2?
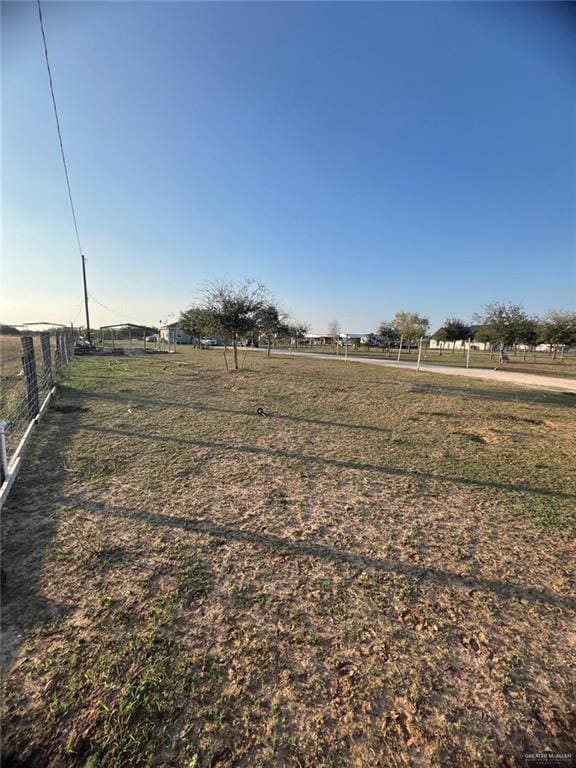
2,1,575,333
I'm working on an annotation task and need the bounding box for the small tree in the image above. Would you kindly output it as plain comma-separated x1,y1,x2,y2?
432,326,448,355
392,311,430,350
284,322,309,350
378,321,400,357
179,306,215,347
540,310,576,360
201,278,268,370
474,302,533,353
440,318,472,353
257,304,288,358
516,318,538,360
327,320,341,354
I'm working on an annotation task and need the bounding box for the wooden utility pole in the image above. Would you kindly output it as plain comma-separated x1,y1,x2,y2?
81,254,91,344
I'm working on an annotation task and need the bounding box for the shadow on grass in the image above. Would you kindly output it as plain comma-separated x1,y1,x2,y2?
0,402,82,675
79,423,575,501
72,390,393,435
406,383,576,407
64,497,576,611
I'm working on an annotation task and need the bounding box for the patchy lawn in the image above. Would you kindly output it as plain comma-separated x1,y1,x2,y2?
1,349,575,767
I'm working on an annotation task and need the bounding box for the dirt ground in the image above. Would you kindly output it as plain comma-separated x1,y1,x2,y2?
1,349,575,767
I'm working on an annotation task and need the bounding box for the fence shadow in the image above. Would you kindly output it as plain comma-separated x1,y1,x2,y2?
63,497,576,611
405,383,576,408
79,423,575,501
0,402,82,676
72,390,393,435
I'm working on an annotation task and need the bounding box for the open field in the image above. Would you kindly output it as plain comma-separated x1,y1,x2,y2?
0,334,60,416
1,348,575,767
0,334,27,416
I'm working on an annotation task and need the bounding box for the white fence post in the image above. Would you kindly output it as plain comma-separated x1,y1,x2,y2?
397,335,403,362
416,336,423,371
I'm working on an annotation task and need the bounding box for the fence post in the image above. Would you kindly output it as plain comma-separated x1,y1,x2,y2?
0,422,7,484
21,336,40,420
416,336,423,371
55,333,62,369
63,333,70,365
40,332,53,386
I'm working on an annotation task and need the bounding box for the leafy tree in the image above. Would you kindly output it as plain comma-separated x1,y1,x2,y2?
473,325,495,344
474,302,533,352
378,322,400,356
179,306,215,346
432,327,448,342
437,318,471,353
200,278,269,370
516,317,539,359
256,304,288,358
539,310,576,359
392,311,429,349
327,320,341,354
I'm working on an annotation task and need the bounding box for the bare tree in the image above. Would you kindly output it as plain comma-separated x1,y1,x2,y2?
327,320,342,354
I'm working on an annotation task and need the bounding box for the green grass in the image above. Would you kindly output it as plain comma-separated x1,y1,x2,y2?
1,348,575,767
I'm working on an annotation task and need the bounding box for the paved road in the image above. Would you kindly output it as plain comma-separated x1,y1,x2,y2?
238,347,576,393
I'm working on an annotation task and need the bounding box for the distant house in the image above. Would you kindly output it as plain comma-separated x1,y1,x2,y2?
303,332,380,346
428,324,555,352
159,322,192,344
429,324,490,351
303,334,333,346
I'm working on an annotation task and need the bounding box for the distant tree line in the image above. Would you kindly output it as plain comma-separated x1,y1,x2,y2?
373,304,576,358
0,325,21,336
177,283,575,371
431,304,576,359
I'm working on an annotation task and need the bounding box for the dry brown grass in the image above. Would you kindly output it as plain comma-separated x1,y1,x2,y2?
1,349,575,767
283,344,576,379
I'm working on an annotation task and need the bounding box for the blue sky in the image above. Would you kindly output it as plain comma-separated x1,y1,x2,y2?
2,1,574,333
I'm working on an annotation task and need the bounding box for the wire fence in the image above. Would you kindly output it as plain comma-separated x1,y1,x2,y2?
0,331,77,506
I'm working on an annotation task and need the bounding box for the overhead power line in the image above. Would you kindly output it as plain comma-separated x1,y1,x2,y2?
37,0,92,342
88,294,142,324
37,0,82,255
